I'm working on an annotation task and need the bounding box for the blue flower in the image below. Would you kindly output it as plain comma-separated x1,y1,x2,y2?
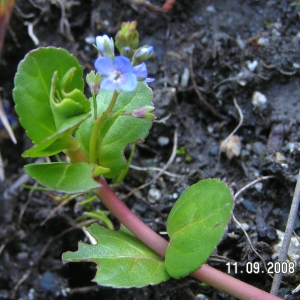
95,56,137,92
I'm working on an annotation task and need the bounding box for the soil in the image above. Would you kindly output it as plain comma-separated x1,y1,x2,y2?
1,0,300,299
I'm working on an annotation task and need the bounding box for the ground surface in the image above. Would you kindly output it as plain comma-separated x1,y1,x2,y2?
1,0,300,299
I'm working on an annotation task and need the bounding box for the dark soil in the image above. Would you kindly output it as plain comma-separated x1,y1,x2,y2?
1,0,300,299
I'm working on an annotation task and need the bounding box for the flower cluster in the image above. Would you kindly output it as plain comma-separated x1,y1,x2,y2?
94,34,153,93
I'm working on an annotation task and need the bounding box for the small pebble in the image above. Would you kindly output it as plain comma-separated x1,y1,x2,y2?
148,188,161,203
252,91,267,109
40,272,58,291
241,149,250,157
241,199,257,213
208,143,219,156
236,71,247,86
28,288,35,300
239,223,250,231
175,157,182,163
85,36,95,45
254,182,263,192
206,5,216,13
197,294,209,300
253,169,260,177
275,152,287,162
207,125,214,134
252,141,266,156
158,136,169,146
172,73,179,85
287,142,295,152
132,203,147,213
246,60,258,71
236,36,246,49
293,63,300,69
16,252,29,260
257,37,269,46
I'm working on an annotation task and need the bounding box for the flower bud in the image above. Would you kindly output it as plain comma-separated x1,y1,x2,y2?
96,35,114,59
132,46,153,65
115,21,139,58
132,106,155,120
86,71,101,96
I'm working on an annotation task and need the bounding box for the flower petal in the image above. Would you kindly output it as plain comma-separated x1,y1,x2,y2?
133,63,148,79
96,36,105,53
114,56,133,74
100,77,117,91
118,73,137,92
145,78,155,83
95,57,114,76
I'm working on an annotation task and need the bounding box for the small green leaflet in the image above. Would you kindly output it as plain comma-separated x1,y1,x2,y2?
62,224,170,287
13,47,90,157
25,162,100,193
165,178,234,279
76,82,153,178
49,68,90,130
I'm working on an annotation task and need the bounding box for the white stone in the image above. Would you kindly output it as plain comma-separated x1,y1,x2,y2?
158,136,169,146
252,91,267,109
206,5,216,12
148,188,161,203
257,37,269,46
246,60,258,72
85,36,95,45
254,182,263,192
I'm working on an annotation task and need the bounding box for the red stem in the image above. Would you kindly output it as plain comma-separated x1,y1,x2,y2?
95,177,281,300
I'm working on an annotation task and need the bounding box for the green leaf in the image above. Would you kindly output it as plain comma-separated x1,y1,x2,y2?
76,82,153,178
24,162,100,193
22,115,90,158
62,224,170,287
165,178,234,279
13,47,90,156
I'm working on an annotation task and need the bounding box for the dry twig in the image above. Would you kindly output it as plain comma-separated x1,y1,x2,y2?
219,98,243,154
233,175,276,280
0,94,17,144
271,170,300,295
130,164,182,178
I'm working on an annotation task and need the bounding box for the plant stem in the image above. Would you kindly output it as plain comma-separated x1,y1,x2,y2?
89,90,119,164
94,177,167,256
65,148,88,162
94,177,282,300
64,137,88,162
270,170,300,295
92,94,98,121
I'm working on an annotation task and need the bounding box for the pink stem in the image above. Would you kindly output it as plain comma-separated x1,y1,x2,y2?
94,178,281,300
